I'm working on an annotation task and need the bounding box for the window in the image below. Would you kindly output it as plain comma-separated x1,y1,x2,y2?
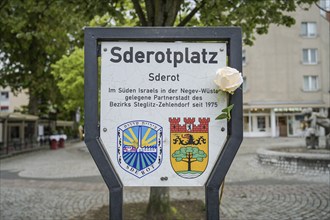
0,106,9,112
257,116,266,132
301,22,317,37
302,49,317,64
320,0,330,17
303,76,319,91
0,91,9,101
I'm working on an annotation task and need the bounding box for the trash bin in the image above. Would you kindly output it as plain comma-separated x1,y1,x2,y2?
49,135,60,150
58,134,67,148
58,138,64,148
50,139,58,150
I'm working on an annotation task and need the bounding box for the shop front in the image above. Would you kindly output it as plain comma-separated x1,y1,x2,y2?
243,108,310,137
0,113,38,156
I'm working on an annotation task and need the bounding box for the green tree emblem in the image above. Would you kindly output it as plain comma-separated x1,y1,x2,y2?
172,146,207,172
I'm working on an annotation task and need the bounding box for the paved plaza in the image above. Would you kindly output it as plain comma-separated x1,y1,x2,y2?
0,138,329,219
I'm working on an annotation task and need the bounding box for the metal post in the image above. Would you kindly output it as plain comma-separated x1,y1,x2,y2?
20,119,25,150
4,117,8,154
205,28,243,220
110,188,123,219
84,28,123,220
205,186,220,220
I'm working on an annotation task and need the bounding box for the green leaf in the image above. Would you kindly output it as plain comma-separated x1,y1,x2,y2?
222,104,234,113
215,113,228,120
217,104,235,121
227,104,234,111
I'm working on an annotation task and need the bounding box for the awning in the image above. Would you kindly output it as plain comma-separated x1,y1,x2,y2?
243,100,327,110
0,113,38,121
56,120,74,127
38,119,74,127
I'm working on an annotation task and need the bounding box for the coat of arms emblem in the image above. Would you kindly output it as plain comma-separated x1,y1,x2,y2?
117,120,163,178
169,117,209,179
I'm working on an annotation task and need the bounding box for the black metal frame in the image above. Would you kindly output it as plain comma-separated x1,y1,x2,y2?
84,27,243,220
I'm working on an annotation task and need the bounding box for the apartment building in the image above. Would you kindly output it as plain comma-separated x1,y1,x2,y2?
0,87,29,112
243,4,329,137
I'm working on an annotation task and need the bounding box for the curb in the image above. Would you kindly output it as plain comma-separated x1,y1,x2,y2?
0,139,81,159
257,146,330,174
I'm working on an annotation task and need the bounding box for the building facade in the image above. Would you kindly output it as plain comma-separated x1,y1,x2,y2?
243,4,329,137
0,86,74,156
0,87,29,113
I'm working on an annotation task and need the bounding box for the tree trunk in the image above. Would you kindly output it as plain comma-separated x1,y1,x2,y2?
130,1,194,218
28,92,39,115
146,187,172,219
138,0,183,26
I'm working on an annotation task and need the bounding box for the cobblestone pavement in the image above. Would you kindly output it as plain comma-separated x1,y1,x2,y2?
0,138,329,219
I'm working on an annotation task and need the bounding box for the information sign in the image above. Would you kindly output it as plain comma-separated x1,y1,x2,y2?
100,42,227,186
84,27,242,220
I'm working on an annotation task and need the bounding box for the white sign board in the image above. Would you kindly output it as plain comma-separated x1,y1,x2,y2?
100,42,227,186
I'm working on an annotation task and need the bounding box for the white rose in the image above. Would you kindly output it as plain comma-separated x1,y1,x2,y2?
214,67,243,94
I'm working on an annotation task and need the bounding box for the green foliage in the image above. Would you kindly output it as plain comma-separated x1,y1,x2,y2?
196,0,318,45
216,104,234,121
51,48,84,118
117,0,318,45
1,1,69,114
0,0,111,116
88,1,139,27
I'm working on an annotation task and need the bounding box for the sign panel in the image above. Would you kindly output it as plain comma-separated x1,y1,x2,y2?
100,42,227,186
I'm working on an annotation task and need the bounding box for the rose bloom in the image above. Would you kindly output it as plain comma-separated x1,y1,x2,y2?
214,67,243,94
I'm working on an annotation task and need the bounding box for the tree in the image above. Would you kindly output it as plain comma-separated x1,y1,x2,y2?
127,0,318,45
172,146,207,172
0,0,111,116
50,12,132,122
51,47,84,122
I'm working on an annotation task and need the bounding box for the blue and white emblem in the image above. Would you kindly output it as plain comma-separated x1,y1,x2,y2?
117,120,163,178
